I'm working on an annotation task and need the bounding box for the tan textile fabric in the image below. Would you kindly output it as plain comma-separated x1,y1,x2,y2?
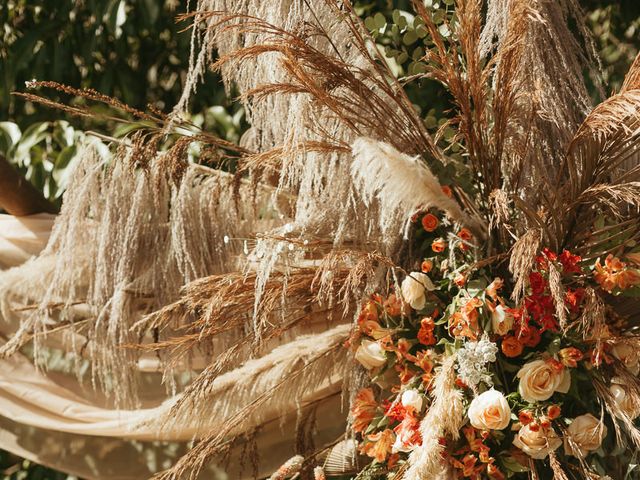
0,214,55,268
0,214,348,478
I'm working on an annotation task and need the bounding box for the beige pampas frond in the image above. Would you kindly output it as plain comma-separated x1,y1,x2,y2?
404,355,464,479
351,137,479,240
152,324,351,480
508,229,542,302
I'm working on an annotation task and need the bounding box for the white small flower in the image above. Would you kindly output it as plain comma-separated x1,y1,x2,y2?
355,339,387,370
401,389,423,412
456,335,498,388
400,272,435,310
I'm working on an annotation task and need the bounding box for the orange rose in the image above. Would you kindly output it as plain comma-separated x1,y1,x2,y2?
421,213,439,232
458,228,473,241
502,336,524,358
431,238,446,253
421,260,433,273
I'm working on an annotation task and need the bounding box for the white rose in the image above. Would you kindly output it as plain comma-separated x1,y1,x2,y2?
355,339,387,370
564,414,607,457
611,342,640,375
491,304,514,336
401,389,423,413
610,380,640,420
468,389,511,430
513,425,562,459
400,272,435,310
517,360,571,403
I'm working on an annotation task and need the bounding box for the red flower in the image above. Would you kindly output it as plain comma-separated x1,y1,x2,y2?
558,250,582,274
529,272,546,295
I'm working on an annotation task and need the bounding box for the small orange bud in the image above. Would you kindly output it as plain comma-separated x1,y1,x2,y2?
454,272,467,287
528,422,540,432
559,347,583,368
421,260,433,273
441,185,453,198
547,405,561,420
457,228,473,241
431,238,446,253
518,411,534,425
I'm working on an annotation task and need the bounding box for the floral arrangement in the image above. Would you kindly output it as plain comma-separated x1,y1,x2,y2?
348,209,640,479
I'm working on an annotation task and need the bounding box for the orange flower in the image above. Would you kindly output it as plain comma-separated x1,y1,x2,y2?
487,462,506,480
421,260,433,273
417,317,436,346
501,336,524,358
441,185,453,198
458,228,473,241
384,293,403,317
559,347,583,368
450,298,482,340
431,238,446,253
362,429,395,463
519,326,541,348
594,254,640,292
421,213,439,232
350,388,377,433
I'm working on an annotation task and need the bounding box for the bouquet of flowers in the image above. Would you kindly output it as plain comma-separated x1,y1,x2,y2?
349,210,640,479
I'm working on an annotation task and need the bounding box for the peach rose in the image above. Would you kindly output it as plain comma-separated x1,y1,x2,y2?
517,360,571,403
611,342,640,375
355,339,387,370
468,389,511,430
610,379,640,420
400,272,435,310
513,424,562,459
564,414,607,457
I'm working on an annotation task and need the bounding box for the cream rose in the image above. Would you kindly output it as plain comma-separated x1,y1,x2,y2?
513,425,562,459
468,389,511,430
611,342,640,375
355,339,387,370
491,304,514,336
564,414,607,457
400,272,435,310
610,380,640,420
517,360,571,403
401,389,423,413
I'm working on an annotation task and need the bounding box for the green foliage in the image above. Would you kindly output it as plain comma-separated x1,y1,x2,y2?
0,0,230,129
0,120,96,206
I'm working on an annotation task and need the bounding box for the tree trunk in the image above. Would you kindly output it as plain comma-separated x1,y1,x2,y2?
0,154,58,216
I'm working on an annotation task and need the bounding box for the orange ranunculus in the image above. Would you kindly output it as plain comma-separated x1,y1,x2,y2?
501,336,524,358
350,388,377,433
362,429,395,463
421,259,433,273
422,213,439,232
432,238,446,253
441,185,453,198
559,347,583,368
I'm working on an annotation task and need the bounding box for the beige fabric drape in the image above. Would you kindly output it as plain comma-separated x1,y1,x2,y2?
0,214,347,479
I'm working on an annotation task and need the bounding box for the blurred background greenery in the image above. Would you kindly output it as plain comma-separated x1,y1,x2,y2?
0,0,638,478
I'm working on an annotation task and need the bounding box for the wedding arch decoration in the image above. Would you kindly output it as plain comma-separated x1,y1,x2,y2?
1,0,640,479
